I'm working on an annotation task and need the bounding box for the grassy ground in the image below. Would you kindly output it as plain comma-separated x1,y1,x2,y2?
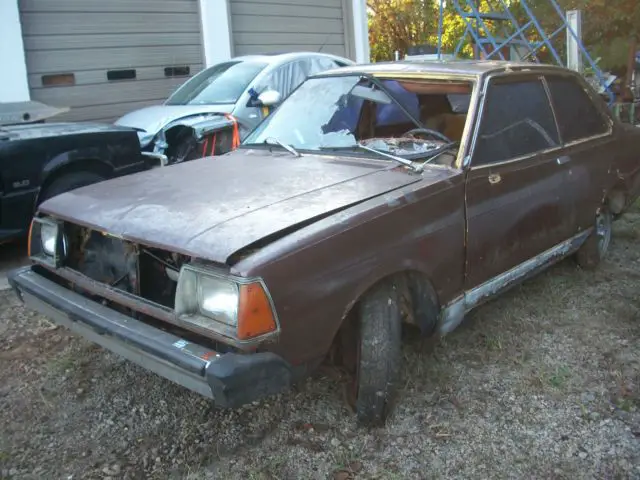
0,205,639,479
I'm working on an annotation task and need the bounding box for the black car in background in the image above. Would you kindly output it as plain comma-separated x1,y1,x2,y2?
0,102,148,243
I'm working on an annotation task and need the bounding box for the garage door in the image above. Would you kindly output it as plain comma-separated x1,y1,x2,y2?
18,0,204,123
231,0,349,57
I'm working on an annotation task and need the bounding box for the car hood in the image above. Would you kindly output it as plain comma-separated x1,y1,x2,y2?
115,104,236,144
0,122,134,142
0,101,69,126
39,149,422,264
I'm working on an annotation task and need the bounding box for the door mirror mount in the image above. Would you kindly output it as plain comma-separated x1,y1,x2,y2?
257,90,282,107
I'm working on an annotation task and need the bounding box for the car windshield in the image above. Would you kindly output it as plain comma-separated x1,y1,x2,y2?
165,61,268,106
244,75,473,160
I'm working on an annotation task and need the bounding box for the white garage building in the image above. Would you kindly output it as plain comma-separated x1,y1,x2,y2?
1,0,369,122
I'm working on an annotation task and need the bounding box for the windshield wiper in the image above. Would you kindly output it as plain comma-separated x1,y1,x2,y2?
264,137,301,157
356,143,422,172
423,141,459,164
320,141,459,172
319,144,421,172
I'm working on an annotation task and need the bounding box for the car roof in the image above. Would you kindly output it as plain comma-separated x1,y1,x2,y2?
315,59,571,79
232,51,353,66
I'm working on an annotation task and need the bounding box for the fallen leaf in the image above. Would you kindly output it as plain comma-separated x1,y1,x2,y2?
332,471,351,480
286,438,325,453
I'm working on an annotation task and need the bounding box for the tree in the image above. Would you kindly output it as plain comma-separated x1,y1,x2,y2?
522,0,640,71
367,0,640,71
367,0,469,62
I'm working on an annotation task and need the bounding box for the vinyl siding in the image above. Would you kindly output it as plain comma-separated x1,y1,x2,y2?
230,0,348,57
18,0,204,123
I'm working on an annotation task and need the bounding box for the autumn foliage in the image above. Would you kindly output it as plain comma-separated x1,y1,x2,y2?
368,0,640,70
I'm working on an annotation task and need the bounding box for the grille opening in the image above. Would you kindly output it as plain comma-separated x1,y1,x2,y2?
139,246,179,309
43,239,236,354
64,225,186,310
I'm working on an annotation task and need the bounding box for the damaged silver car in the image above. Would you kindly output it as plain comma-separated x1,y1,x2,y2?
115,52,353,165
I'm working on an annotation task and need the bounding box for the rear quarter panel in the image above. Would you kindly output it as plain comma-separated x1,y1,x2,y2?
0,134,44,193
611,122,640,204
233,168,466,364
557,130,619,231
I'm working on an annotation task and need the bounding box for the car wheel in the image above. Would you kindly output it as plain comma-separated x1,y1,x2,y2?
39,172,106,205
576,206,612,269
354,280,402,426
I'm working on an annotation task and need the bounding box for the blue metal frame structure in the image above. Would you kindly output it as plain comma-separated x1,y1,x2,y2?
438,0,615,103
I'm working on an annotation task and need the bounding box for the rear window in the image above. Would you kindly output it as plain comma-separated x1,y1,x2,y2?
165,61,268,106
545,76,609,143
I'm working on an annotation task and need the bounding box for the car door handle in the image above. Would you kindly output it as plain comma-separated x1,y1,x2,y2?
557,156,571,165
488,173,501,184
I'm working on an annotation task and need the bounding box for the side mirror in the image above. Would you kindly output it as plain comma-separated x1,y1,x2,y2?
257,90,282,107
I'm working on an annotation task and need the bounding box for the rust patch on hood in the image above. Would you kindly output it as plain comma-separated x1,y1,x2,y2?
39,149,425,264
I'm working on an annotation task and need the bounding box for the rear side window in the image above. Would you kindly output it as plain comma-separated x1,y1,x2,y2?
546,76,609,143
258,57,342,100
473,78,559,166
257,61,305,100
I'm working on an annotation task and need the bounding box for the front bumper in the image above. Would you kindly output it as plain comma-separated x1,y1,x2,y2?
8,267,292,408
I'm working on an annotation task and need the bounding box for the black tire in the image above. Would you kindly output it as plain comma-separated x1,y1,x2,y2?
39,172,106,205
355,280,402,426
576,207,612,270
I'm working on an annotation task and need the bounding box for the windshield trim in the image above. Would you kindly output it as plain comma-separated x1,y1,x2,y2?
308,70,480,82
241,73,477,169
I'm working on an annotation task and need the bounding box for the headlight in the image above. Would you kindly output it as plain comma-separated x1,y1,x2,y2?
40,222,58,256
175,264,278,340
29,217,67,265
198,275,239,324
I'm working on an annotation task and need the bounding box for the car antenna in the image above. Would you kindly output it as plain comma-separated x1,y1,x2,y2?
317,34,331,53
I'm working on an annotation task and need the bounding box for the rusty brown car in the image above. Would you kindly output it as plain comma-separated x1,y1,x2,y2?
9,61,640,425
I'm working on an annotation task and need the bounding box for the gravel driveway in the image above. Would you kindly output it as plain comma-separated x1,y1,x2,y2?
1,209,639,479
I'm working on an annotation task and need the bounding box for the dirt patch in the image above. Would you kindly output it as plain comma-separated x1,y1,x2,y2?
1,210,639,479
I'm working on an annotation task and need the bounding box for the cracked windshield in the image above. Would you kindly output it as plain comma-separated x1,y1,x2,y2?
244,75,473,162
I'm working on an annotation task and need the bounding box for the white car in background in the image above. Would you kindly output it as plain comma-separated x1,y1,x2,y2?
116,52,353,165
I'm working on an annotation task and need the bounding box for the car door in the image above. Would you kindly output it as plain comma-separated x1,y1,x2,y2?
544,74,615,231
464,74,569,289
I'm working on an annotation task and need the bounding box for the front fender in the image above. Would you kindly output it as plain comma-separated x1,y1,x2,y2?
153,115,241,160
338,258,440,318
234,175,467,364
154,115,236,143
